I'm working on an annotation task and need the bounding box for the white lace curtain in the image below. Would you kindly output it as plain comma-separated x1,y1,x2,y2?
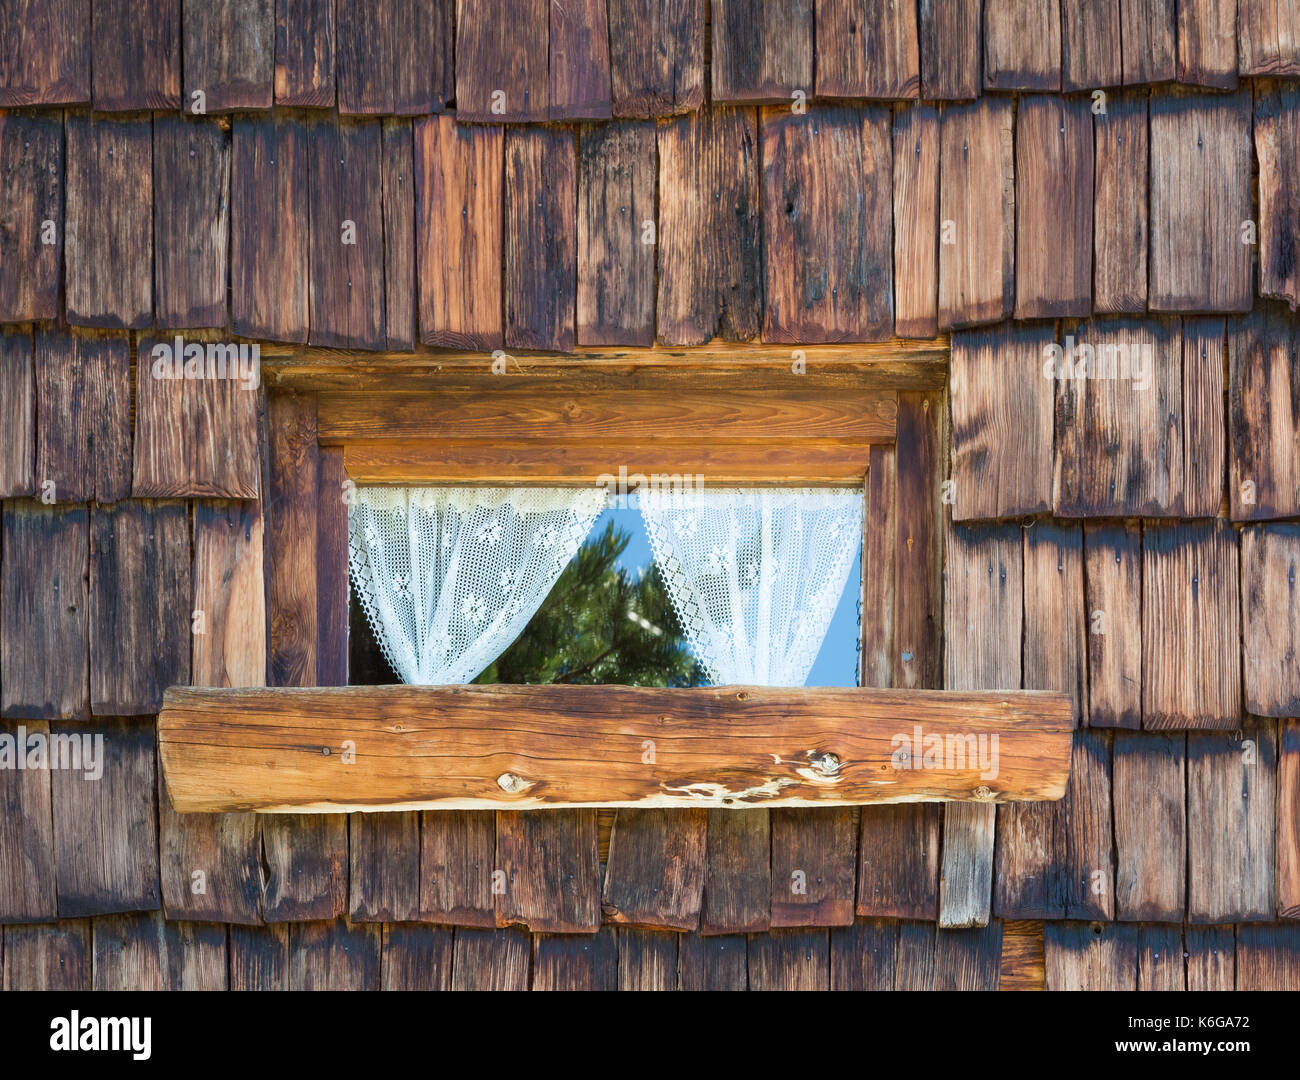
349,487,605,684
640,488,863,687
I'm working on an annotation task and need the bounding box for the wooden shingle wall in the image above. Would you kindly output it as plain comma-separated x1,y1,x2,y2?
1,1,1299,992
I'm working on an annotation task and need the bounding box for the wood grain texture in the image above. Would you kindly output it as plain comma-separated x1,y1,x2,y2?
1149,89,1252,313
495,809,601,932
337,0,452,114
134,334,261,499
892,390,944,690
34,330,131,504
829,918,897,989
318,388,896,443
231,113,309,342
1043,921,1137,990
711,0,812,103
93,914,226,990
656,108,761,344
1023,523,1087,726
1015,95,1092,318
1278,721,1300,918
1180,315,1228,516
746,928,829,990
1137,923,1185,989
700,807,770,934
1121,0,1176,84
1256,82,1300,311
455,0,548,121
1093,89,1149,314
998,919,1045,991
602,808,706,929
349,811,420,922
288,920,381,989
0,0,89,105
1236,923,1300,989
152,115,229,328
918,0,981,99
342,437,877,487
183,0,274,111
1185,924,1235,989
1187,718,1277,922
50,718,158,916
380,924,453,989
761,105,892,343
1242,525,1300,716
161,503,264,926
607,0,702,116
1,503,88,721
0,112,62,321
678,932,748,987
1,921,90,989
1053,318,1199,517
577,122,655,346
941,521,1022,928
617,928,678,989
381,119,416,351
860,447,896,688
64,114,151,328
938,98,1014,330
549,0,611,119
855,805,938,920
274,0,335,106
91,0,180,109
263,391,347,923
419,809,496,926
815,0,919,98
770,807,857,926
983,0,1060,90
0,720,57,921
1177,0,1238,87
89,501,191,716
227,924,288,989
1239,0,1300,75
450,926,531,990
0,328,34,496
892,103,938,338
1142,521,1242,730
505,127,577,352
1061,0,1121,90
1083,523,1142,729
307,116,385,350
415,116,503,349
1229,306,1300,519
949,323,1054,521
158,685,1074,812
1113,732,1185,921
532,928,619,989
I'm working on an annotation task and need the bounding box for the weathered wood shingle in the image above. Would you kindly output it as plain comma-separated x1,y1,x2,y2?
761,105,892,342
455,0,548,121
0,112,62,323
892,103,938,338
91,0,180,110
337,0,452,115
607,0,702,117
274,0,335,107
577,122,655,346
1242,524,1300,716
183,0,274,112
602,808,706,930
0,0,90,105
1093,89,1149,315
815,0,919,99
415,116,503,349
710,0,812,104
983,0,1060,91
918,0,981,100
1228,306,1300,519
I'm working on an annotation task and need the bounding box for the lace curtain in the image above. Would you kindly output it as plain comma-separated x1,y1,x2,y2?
640,488,863,687
349,487,605,684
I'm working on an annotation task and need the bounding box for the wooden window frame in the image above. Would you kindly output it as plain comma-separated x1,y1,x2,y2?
159,343,1075,812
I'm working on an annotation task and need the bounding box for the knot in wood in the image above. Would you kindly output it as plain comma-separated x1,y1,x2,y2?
497,772,529,793
974,785,994,800
807,751,841,780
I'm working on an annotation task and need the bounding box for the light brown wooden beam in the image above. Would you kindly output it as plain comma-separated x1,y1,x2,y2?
158,685,1073,813
256,340,949,392
317,389,898,444
341,438,875,487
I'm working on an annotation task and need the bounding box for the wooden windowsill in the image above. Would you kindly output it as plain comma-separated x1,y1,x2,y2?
158,684,1073,813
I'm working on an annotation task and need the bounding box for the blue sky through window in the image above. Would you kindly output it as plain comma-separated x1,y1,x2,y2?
593,503,860,688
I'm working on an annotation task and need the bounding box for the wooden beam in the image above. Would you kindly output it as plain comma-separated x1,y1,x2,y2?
342,438,877,487
259,340,949,391
158,685,1073,813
